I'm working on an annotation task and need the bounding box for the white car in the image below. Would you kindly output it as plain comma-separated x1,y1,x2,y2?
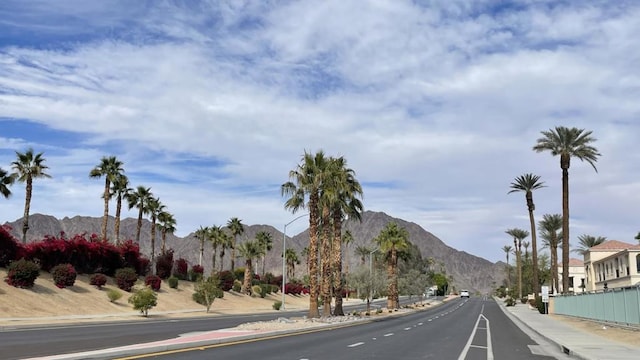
460,290,470,298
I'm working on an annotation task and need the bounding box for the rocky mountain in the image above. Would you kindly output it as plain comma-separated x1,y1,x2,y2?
3,211,505,294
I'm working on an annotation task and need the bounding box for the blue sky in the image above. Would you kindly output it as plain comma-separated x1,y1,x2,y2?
1,0,639,263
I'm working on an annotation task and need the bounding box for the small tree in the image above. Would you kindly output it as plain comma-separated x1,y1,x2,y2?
192,276,223,313
128,286,158,316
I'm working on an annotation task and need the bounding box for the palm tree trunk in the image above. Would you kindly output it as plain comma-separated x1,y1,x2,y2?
388,249,399,309
321,206,332,317
241,261,252,295
21,178,33,244
101,179,110,241
161,230,167,254
332,213,344,316
151,217,157,273
506,253,511,291
136,207,143,243
114,195,122,245
551,246,558,294
562,165,570,294
528,207,540,295
308,193,321,318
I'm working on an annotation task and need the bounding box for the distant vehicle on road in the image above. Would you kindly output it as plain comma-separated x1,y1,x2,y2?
460,290,470,298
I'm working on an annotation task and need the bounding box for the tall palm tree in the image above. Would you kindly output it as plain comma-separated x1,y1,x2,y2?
147,197,165,269
208,225,225,272
502,245,512,291
12,148,51,243
375,222,410,309
506,228,529,299
227,217,244,271
282,150,329,318
194,226,209,266
285,248,300,279
217,231,233,272
533,126,601,293
109,174,131,245
573,234,607,256
325,156,363,316
0,167,16,199
539,213,562,294
255,231,273,278
342,230,354,276
126,186,153,243
237,240,261,295
157,211,176,254
90,156,124,242
509,173,545,295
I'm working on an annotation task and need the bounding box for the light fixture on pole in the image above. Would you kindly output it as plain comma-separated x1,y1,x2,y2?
281,213,309,310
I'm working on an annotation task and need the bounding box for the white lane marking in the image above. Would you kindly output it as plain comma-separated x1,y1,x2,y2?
384,333,394,337
404,327,412,331
418,322,423,326
457,314,494,360
428,319,433,322
348,342,365,348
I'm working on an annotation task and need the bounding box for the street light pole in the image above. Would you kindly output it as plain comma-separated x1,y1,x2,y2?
281,213,309,310
368,248,379,313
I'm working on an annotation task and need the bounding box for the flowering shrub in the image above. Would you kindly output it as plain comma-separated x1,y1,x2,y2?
144,274,162,291
51,263,77,288
5,258,40,288
0,225,24,267
119,240,150,276
155,250,173,279
284,282,309,295
188,264,204,281
217,270,234,291
90,273,108,289
173,258,188,280
115,267,138,292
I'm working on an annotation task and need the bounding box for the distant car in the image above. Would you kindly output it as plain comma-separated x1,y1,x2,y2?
460,290,470,298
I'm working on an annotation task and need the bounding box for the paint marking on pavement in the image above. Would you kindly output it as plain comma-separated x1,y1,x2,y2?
457,314,494,360
418,322,423,326
384,333,394,337
404,327,412,331
348,342,365,348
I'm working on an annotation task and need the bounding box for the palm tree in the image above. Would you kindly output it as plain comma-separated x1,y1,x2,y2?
227,217,244,271
282,150,329,318
539,213,562,294
0,167,16,199
375,222,410,309
509,173,545,295
237,240,261,295
325,156,363,316
502,245,512,291
506,228,529,299
109,174,131,245
342,230,354,276
255,231,273,278
533,126,601,293
573,234,607,256
194,226,209,266
157,211,176,254
285,248,300,279
90,156,124,242
147,197,165,269
355,245,371,266
12,148,51,243
126,186,153,243
217,231,233,272
208,225,225,272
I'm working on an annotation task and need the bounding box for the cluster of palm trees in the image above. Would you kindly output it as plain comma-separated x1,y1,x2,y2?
282,150,364,318
504,126,601,296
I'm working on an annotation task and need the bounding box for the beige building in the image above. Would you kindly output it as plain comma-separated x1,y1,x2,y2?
557,258,585,294
583,240,640,292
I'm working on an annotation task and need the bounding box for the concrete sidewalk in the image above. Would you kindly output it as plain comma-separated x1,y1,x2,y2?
501,301,640,360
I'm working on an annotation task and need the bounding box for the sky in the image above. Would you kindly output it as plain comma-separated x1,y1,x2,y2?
1,0,639,263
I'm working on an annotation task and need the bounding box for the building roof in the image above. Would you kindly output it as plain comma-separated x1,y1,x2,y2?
558,258,584,267
589,240,640,251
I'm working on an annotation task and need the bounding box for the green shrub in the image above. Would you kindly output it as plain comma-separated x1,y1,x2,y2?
90,273,108,289
51,263,77,288
232,279,241,292
128,286,158,316
107,288,123,302
251,284,262,297
5,258,40,288
535,295,547,314
272,300,282,310
144,274,162,291
505,297,516,306
188,265,204,282
193,276,223,312
115,267,138,292
167,276,179,289
233,267,245,281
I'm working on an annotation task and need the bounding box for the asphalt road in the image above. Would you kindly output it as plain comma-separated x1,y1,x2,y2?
0,297,402,359
127,298,562,360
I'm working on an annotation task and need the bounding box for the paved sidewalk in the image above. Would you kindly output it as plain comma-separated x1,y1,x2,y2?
500,301,640,360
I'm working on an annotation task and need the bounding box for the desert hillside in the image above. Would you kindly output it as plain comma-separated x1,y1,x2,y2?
0,269,309,326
